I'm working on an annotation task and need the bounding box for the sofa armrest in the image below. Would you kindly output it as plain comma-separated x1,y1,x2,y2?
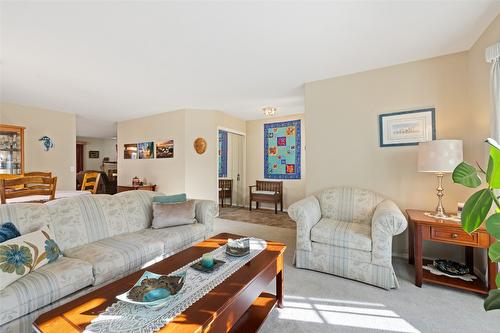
371,200,408,266
194,200,218,233
288,196,322,251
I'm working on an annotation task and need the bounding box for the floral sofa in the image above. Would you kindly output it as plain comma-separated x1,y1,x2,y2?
288,187,407,289
0,190,218,332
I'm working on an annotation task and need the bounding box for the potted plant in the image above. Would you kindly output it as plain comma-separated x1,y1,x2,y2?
452,138,500,310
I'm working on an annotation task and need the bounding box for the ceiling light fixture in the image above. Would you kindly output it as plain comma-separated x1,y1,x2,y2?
263,107,277,117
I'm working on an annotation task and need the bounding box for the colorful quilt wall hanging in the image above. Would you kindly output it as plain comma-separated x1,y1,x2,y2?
264,119,301,179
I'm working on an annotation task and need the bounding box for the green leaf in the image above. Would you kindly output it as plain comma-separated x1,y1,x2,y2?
486,139,500,189
461,189,493,233
452,162,482,188
486,213,500,239
490,242,500,262
496,273,500,288
484,289,500,311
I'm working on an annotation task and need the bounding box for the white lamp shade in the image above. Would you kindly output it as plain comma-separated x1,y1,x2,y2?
417,140,463,173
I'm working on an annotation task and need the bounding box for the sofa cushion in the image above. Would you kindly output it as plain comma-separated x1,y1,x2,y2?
311,218,372,252
0,203,53,235
0,256,93,326
64,233,164,285
47,191,158,251
137,223,206,255
0,226,62,290
317,187,385,224
152,193,187,204
152,201,196,229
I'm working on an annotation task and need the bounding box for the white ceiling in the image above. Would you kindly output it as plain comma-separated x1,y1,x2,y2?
1,1,499,138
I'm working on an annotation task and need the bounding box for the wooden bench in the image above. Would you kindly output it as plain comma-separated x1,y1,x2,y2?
249,180,283,214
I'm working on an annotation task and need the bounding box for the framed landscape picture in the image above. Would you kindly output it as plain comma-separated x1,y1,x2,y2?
264,119,301,179
138,141,154,159
156,140,174,158
123,143,138,159
379,108,435,147
88,150,99,159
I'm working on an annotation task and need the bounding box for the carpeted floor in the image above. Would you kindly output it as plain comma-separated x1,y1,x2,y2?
218,206,296,229
213,218,500,333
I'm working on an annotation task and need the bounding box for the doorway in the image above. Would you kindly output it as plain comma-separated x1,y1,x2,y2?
218,129,245,207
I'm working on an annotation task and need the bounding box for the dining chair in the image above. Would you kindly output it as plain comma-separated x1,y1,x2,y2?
81,172,101,194
0,176,58,204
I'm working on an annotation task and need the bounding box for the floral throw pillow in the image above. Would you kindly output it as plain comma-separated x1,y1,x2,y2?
0,225,62,290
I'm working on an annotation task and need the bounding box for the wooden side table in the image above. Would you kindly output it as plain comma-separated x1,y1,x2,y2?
117,184,157,193
407,209,497,294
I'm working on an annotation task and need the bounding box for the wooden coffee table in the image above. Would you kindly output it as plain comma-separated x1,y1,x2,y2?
33,233,286,333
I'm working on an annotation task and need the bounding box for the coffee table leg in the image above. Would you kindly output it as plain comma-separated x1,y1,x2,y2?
277,269,284,308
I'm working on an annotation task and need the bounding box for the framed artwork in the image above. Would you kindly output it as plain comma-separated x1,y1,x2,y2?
138,142,154,159
156,140,174,158
123,143,138,159
88,150,99,159
264,119,301,179
218,130,228,177
379,108,435,147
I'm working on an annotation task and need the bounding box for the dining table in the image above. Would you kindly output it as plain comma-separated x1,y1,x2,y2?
5,190,91,204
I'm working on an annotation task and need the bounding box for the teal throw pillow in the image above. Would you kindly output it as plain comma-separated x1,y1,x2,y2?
0,222,21,243
152,193,187,204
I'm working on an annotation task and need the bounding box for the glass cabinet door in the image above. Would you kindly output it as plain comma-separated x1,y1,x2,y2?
0,125,24,175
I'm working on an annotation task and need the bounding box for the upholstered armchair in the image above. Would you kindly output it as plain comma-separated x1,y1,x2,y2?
288,187,407,289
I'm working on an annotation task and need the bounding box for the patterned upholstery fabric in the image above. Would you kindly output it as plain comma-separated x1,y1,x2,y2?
0,191,218,327
137,223,206,255
311,219,372,251
288,187,407,290
318,187,385,225
63,233,164,285
0,204,53,235
0,257,93,326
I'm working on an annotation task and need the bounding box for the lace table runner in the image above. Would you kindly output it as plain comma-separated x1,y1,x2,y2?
84,238,267,333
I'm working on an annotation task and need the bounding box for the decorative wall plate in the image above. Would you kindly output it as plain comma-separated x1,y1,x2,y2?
194,137,207,154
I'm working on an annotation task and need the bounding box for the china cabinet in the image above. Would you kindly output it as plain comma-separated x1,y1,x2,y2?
0,124,25,177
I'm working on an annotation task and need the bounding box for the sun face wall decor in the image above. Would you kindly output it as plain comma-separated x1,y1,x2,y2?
194,137,207,155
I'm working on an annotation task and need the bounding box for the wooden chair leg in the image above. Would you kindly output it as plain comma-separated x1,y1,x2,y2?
256,202,259,209
280,198,283,212
249,199,252,211
275,202,278,214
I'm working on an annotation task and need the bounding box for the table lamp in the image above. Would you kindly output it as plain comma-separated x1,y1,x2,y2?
417,140,463,218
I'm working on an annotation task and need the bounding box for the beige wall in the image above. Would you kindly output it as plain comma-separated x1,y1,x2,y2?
304,15,500,260
117,110,186,194
0,103,76,189
77,136,117,171
246,114,305,210
117,109,245,201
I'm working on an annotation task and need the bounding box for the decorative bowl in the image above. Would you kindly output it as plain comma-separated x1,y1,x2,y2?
116,271,186,307
190,259,225,273
433,259,470,276
226,238,250,257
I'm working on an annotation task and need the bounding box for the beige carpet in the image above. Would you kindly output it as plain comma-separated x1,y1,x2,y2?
218,206,296,229
213,218,500,333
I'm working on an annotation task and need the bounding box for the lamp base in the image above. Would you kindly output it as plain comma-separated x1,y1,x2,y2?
426,211,448,219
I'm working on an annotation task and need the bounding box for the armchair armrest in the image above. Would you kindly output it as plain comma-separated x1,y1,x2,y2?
371,200,408,267
194,199,218,234
288,196,322,251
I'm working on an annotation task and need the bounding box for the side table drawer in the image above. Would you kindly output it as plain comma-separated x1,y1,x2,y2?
430,227,478,246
